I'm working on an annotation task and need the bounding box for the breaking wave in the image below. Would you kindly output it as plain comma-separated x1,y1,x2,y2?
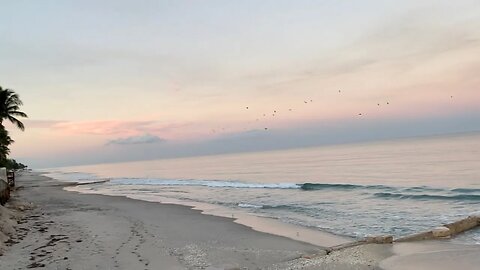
110,178,480,202
374,192,480,201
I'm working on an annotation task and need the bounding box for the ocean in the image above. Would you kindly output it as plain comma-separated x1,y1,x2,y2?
41,132,480,245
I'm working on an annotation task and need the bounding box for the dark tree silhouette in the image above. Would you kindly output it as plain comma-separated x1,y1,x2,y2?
0,86,28,168
0,86,28,131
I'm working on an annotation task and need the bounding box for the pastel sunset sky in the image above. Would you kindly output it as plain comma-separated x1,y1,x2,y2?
1,0,479,168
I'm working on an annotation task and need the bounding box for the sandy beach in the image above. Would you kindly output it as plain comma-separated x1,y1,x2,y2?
1,171,479,270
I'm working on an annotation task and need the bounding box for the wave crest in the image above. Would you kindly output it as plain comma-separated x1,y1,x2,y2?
374,192,480,201
112,178,299,189
110,178,480,202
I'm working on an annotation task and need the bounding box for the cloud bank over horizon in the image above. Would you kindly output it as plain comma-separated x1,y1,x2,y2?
19,111,480,168
106,134,166,145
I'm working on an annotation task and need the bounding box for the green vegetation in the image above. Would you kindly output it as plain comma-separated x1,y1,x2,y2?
0,86,28,169
1,158,27,170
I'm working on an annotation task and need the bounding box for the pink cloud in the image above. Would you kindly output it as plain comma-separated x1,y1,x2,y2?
52,120,155,136
22,119,195,139
20,120,66,128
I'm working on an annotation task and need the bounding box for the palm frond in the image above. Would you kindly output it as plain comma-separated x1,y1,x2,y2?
7,115,25,131
7,105,21,111
9,111,28,118
6,92,23,106
0,87,27,131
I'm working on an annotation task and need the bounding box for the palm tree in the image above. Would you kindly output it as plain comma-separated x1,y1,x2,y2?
0,127,14,160
0,86,28,131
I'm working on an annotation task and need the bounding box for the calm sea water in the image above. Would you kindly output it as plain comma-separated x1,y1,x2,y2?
42,133,480,244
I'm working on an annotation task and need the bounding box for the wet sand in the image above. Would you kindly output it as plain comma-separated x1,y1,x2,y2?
380,241,480,270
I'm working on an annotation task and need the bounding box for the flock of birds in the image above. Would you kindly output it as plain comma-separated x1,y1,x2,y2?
210,91,455,134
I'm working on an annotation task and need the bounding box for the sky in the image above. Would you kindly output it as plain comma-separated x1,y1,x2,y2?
1,0,479,168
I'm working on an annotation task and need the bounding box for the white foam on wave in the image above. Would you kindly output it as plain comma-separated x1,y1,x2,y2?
111,178,300,189
238,203,263,209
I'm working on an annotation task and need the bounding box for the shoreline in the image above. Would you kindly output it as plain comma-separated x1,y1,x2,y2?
61,173,480,247
64,183,351,248
2,171,479,269
1,171,388,269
